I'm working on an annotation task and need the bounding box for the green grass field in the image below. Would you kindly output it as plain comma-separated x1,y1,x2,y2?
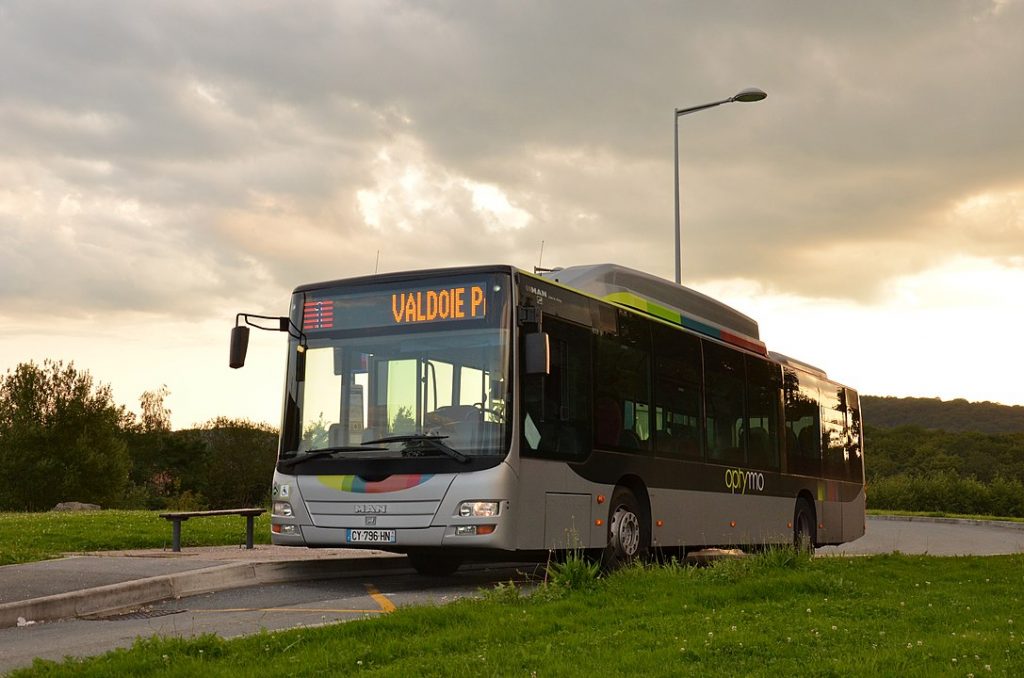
0,510,271,565
11,551,1024,677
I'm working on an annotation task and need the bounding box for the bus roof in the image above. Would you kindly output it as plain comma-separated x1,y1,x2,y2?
537,263,767,355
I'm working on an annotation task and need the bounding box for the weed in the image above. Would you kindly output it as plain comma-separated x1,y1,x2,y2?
539,548,601,598
749,544,814,570
480,579,522,603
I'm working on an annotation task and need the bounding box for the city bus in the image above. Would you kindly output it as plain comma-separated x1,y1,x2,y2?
230,263,865,574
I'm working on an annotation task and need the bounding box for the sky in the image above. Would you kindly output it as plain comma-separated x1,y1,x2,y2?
1,0,1023,429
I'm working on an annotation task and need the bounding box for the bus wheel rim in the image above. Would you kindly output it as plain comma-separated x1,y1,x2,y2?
614,508,640,556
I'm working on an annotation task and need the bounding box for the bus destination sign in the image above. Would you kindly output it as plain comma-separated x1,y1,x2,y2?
391,284,486,325
301,281,488,333
303,300,334,331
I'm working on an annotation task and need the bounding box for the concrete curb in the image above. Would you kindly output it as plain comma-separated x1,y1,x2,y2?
869,514,1024,530
0,556,411,629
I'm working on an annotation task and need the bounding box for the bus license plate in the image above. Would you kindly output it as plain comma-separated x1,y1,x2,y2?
347,529,396,544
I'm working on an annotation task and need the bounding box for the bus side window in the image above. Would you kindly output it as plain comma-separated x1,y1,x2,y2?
745,356,781,471
594,312,651,452
846,389,864,482
784,368,820,476
652,324,702,460
521,318,592,460
703,341,745,466
820,385,847,480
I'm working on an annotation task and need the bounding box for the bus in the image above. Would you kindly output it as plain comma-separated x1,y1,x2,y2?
230,263,865,574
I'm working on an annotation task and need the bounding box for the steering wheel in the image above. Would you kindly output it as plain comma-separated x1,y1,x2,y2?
472,402,504,422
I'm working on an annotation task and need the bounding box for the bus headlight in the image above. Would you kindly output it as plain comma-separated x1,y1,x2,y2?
273,501,293,517
458,501,500,517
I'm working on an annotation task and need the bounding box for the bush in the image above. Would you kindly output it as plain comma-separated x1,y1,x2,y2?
122,420,278,509
195,418,278,508
868,472,1024,517
124,429,210,509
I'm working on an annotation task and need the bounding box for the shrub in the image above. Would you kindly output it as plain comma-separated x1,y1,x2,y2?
868,472,1024,517
197,418,278,508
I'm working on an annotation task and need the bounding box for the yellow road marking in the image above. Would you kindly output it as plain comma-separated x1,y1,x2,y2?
186,583,396,615
365,583,396,613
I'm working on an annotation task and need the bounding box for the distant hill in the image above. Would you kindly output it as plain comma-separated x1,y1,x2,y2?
861,396,1024,434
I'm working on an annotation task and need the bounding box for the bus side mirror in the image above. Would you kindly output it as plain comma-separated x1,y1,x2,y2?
229,326,250,369
525,332,550,376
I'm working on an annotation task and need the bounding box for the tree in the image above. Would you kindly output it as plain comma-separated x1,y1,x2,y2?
197,417,278,508
138,385,172,433
0,360,131,510
122,385,211,509
302,412,330,450
391,406,415,434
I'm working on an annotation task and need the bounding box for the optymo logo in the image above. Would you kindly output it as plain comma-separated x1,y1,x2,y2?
724,467,765,495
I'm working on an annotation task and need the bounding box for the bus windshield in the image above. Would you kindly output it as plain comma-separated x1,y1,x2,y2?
279,273,512,464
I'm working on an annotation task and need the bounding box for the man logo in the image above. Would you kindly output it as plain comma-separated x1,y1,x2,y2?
365,516,377,526
354,504,386,514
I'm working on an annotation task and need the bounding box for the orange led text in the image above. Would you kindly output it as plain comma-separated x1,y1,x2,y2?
391,285,486,324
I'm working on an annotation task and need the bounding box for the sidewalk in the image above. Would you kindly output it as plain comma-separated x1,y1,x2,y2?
0,545,406,629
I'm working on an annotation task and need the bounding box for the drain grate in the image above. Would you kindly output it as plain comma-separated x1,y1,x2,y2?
91,608,187,621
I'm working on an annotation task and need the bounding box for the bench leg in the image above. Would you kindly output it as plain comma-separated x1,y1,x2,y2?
246,515,255,549
172,520,182,552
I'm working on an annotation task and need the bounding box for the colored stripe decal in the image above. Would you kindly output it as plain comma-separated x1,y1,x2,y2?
603,291,767,356
317,474,434,493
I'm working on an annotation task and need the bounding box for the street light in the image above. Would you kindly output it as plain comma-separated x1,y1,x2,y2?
674,87,766,284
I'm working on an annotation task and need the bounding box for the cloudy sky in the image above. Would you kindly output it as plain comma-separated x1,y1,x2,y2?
2,1,1022,428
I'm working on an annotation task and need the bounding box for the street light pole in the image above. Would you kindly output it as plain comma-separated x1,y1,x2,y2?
674,87,767,285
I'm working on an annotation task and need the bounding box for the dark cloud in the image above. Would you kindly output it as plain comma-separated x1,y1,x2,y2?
1,0,1022,322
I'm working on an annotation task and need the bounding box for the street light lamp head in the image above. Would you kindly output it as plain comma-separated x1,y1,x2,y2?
731,87,767,103
674,85,766,284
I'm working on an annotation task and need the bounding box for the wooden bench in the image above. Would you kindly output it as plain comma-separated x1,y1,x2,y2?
158,508,266,552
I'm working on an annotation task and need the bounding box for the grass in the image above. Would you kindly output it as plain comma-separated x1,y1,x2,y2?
12,551,1024,677
0,510,272,565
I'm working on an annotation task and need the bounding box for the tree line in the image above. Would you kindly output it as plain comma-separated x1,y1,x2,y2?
0,360,277,512
863,395,1024,516
861,395,1024,434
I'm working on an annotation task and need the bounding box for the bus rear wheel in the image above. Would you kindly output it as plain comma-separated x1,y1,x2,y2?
407,552,462,576
793,499,816,555
601,487,649,571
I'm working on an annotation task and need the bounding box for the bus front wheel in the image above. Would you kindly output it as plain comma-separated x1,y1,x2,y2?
601,487,649,570
793,499,816,555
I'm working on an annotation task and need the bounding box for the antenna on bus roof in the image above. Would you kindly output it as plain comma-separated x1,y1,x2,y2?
533,240,560,274
374,250,380,274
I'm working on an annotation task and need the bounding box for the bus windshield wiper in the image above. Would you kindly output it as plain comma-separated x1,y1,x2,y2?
362,435,469,463
278,445,387,469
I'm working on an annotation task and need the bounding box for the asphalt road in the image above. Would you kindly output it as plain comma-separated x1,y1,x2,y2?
2,517,1022,673
818,516,1024,556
